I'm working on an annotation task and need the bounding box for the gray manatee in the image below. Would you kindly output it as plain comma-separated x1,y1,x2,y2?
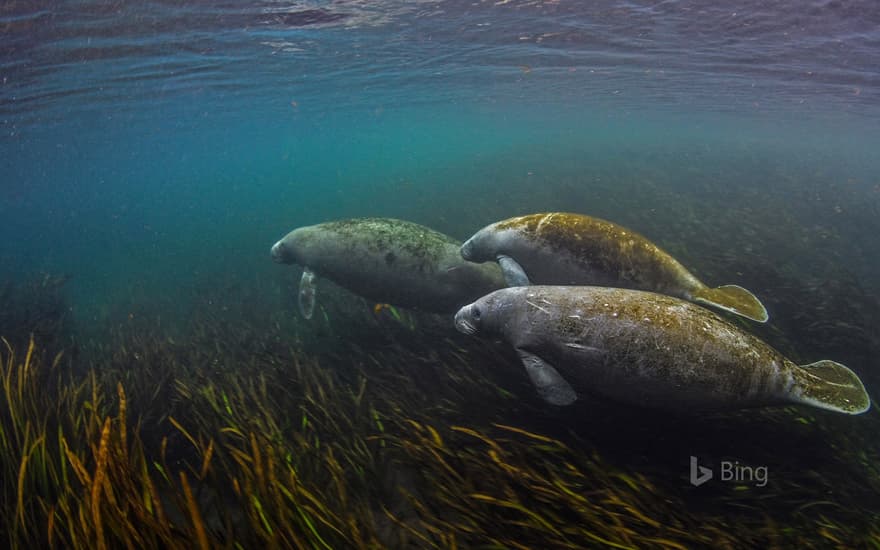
461,212,768,323
454,285,870,415
271,218,505,318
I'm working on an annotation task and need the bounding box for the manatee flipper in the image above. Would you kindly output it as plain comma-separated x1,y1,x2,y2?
298,268,317,320
692,284,769,323
788,360,871,415
497,254,531,287
517,349,577,406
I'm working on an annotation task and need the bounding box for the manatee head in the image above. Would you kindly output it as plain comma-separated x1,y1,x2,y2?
454,288,511,336
270,228,304,264
460,224,500,263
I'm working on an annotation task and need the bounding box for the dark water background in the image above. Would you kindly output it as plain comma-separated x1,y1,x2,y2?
2,1,880,544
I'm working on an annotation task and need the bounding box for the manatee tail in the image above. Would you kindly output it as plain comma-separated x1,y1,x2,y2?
788,360,871,415
692,284,769,323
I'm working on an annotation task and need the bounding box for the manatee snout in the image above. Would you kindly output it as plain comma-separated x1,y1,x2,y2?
270,240,293,264
454,303,481,335
461,228,497,263
459,238,476,261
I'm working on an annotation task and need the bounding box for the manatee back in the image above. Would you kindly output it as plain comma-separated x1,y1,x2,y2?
494,213,700,293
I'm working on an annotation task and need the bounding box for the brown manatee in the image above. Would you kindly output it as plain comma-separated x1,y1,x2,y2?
460,212,768,323
271,218,505,318
454,285,870,415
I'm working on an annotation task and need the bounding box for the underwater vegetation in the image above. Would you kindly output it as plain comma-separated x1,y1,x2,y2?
0,272,879,549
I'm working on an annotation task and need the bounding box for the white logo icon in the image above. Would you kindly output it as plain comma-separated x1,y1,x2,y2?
690,455,713,486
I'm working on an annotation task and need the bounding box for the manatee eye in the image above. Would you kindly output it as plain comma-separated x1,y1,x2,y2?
472,306,481,321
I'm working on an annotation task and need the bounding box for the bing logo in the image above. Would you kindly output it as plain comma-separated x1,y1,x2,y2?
689,456,768,487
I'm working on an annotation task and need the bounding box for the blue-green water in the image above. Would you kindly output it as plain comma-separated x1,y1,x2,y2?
6,106,879,325
2,2,880,543
3,3,879,320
